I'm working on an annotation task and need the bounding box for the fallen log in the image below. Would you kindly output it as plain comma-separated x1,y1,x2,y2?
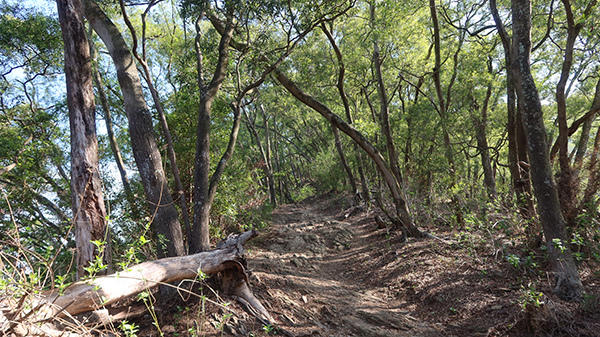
2,230,273,335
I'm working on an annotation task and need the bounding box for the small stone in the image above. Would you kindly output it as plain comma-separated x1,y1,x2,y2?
162,325,176,333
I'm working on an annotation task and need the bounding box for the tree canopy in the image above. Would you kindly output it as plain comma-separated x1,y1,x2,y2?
1,0,600,333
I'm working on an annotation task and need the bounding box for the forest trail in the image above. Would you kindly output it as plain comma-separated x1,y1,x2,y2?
145,192,597,336
246,193,441,336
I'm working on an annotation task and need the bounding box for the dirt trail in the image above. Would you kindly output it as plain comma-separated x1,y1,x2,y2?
148,192,598,336
247,194,440,336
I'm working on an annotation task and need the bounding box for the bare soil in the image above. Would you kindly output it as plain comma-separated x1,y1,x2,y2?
140,192,600,337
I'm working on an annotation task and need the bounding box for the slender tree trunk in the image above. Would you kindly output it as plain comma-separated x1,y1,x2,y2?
88,33,132,197
490,0,535,219
574,114,595,167
82,0,184,258
57,0,110,279
555,0,598,226
208,100,242,208
331,124,357,193
580,124,600,210
429,0,455,175
511,0,583,301
370,6,402,187
118,0,192,248
244,106,277,205
274,68,426,238
551,77,600,161
574,78,600,168
577,81,600,211
272,116,294,204
401,77,424,185
474,72,497,199
273,120,284,202
429,0,466,227
259,104,278,205
322,22,359,197
190,14,234,253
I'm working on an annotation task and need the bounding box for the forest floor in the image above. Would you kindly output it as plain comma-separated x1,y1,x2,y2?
141,192,600,337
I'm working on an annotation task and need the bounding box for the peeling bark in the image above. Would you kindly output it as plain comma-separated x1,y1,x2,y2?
57,0,110,279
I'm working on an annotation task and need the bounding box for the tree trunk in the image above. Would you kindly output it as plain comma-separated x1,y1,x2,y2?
511,0,583,301
119,0,192,249
244,105,277,205
274,68,426,238
332,125,357,193
57,0,110,279
474,76,497,199
574,113,596,168
580,124,600,211
272,116,294,204
322,22,359,197
429,0,455,175
554,0,597,227
429,0,465,226
190,14,234,253
372,24,402,187
490,0,535,220
82,0,185,258
260,104,278,205
88,33,132,197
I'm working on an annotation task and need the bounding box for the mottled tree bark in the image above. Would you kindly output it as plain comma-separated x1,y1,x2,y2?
82,0,185,258
490,0,535,220
57,0,109,279
511,0,583,301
